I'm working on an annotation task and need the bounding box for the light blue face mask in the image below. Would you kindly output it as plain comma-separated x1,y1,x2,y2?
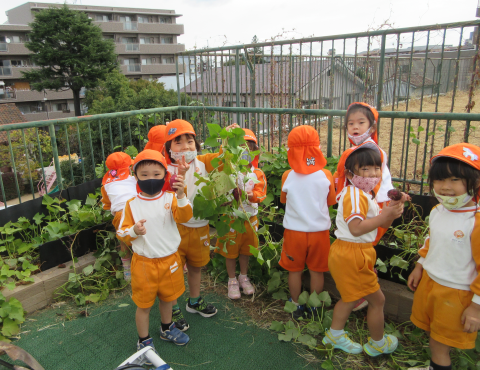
241,151,252,163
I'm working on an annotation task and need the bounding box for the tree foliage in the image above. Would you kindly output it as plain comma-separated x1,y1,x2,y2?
22,4,118,116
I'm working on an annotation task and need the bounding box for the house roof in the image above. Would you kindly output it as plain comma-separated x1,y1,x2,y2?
181,58,364,96
0,103,28,143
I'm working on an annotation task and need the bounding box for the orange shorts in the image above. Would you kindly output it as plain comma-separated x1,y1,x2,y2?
112,212,131,247
328,239,379,302
131,252,185,308
177,224,211,268
411,270,476,349
215,216,259,259
279,229,330,273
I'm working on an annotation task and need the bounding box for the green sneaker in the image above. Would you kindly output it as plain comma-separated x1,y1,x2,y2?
186,296,217,318
322,329,363,354
172,307,189,332
363,334,398,357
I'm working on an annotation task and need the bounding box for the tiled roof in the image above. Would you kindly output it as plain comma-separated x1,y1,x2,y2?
0,103,28,143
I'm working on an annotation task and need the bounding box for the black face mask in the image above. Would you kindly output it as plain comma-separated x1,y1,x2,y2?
137,178,165,195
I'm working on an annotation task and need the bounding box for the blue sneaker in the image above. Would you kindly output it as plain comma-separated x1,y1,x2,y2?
305,306,320,321
288,298,306,321
363,334,398,357
322,329,363,354
136,337,158,366
160,323,190,346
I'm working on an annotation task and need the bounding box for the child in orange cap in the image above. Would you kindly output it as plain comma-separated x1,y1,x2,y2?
100,152,137,281
279,125,336,320
215,128,267,299
407,143,480,370
144,125,167,153
335,102,409,311
164,119,237,330
324,142,404,356
116,149,192,358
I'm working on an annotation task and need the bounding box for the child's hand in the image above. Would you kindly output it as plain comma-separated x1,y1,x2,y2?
177,155,190,175
172,174,186,198
134,219,147,235
247,190,254,200
407,263,423,291
225,123,240,131
461,302,480,333
382,201,404,220
400,192,411,202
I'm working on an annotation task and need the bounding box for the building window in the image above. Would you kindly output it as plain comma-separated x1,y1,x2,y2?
95,14,111,22
163,57,174,64
140,37,156,44
161,36,173,44
121,37,137,44
160,17,172,24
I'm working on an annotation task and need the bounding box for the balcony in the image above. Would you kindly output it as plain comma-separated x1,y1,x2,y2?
2,43,30,55
21,111,75,122
125,43,139,51
120,64,142,74
0,43,7,52
94,21,184,34
0,89,75,102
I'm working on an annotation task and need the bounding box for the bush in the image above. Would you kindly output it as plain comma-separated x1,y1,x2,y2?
60,160,96,189
0,172,25,202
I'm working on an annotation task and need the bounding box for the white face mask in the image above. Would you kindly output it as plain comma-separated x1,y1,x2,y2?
433,190,474,210
170,150,197,164
348,127,372,146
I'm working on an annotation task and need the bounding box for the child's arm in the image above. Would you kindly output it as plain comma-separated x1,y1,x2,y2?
345,188,403,237
171,193,193,224
462,213,480,333
323,169,337,206
407,236,429,291
280,170,292,204
100,186,112,211
116,199,143,244
247,169,267,203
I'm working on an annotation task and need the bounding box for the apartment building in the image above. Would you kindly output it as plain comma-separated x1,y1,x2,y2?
0,2,185,121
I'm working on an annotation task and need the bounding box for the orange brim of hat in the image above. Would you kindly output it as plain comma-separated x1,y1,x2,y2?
287,146,327,174
102,167,131,185
144,141,165,153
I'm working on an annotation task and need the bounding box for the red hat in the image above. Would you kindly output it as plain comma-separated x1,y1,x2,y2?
287,125,327,175
133,149,171,193
102,152,133,185
346,102,379,145
335,140,383,201
164,119,196,164
243,128,259,168
144,125,167,153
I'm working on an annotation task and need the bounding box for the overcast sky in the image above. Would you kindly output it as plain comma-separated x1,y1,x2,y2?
1,0,479,50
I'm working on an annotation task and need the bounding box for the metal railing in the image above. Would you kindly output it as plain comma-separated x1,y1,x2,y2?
127,64,141,72
0,67,12,76
125,44,139,51
175,19,480,124
123,22,138,31
0,43,7,52
0,105,479,208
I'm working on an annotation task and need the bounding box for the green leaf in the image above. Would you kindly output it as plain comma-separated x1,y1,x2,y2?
85,293,101,303
261,193,274,205
215,220,231,238
284,300,297,313
298,334,317,347
307,292,322,308
118,303,130,308
1,318,19,337
417,126,425,132
412,138,421,145
83,265,94,276
207,123,222,137
205,136,220,147
116,271,123,279
390,255,409,270
33,213,44,225
269,321,284,332
285,327,300,340
75,293,86,306
278,332,292,342
272,289,288,301
376,258,388,273
298,291,309,305
318,291,332,307
321,360,334,370
322,310,333,330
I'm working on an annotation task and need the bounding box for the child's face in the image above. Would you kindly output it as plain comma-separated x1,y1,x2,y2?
170,134,196,152
433,176,468,197
347,111,374,137
134,162,166,182
347,164,381,179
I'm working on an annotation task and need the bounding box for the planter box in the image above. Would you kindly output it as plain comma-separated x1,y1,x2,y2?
39,223,107,271
2,252,96,314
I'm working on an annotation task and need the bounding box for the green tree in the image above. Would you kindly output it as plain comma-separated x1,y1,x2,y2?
22,4,118,116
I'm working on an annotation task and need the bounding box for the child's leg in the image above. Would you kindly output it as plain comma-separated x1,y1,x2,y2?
430,337,451,367
364,289,386,340
225,258,237,279
238,254,249,276
309,270,324,294
159,299,190,345
135,306,152,338
120,241,132,281
238,254,254,295
288,271,303,303
187,264,201,298
330,299,357,330
159,299,173,325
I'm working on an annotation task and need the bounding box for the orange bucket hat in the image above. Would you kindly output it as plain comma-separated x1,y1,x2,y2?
243,128,259,168
133,149,171,193
164,119,196,164
287,125,327,174
335,140,383,200
346,102,379,145
144,125,167,153
102,152,133,185
431,143,480,199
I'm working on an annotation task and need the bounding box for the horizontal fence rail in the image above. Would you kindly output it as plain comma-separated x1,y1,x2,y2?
176,19,480,125
1,106,479,208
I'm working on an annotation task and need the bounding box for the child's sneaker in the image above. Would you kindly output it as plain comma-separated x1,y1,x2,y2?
288,298,306,321
172,307,189,331
238,275,255,295
305,306,320,320
186,297,218,317
363,334,398,357
136,337,158,366
228,278,241,299
159,323,190,346
123,268,131,282
352,298,368,311
322,329,363,354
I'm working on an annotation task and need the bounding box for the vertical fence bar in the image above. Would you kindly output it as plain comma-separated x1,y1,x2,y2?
235,49,241,125
176,55,182,119
117,118,123,150
7,131,21,202
74,123,86,183
20,129,35,198
63,124,75,186
48,124,63,192
35,127,47,194
376,33,387,135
